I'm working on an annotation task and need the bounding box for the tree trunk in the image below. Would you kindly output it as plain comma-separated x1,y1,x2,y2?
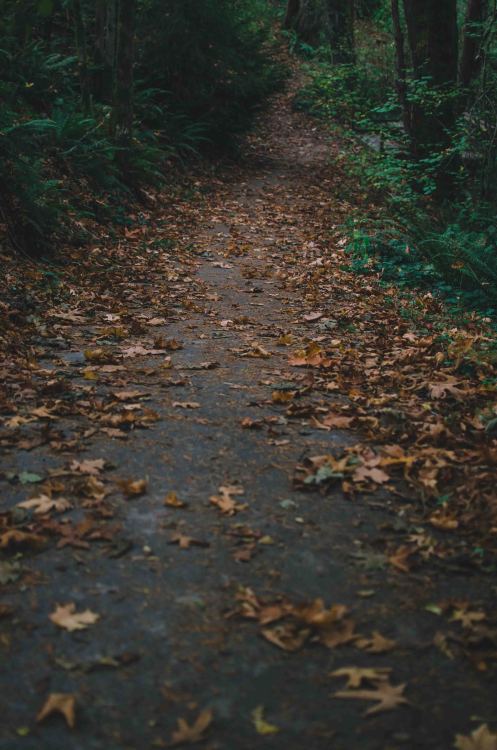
284,0,326,46
112,0,136,165
402,0,458,158
73,0,91,111
459,0,488,88
284,0,300,29
325,0,355,63
94,0,118,102
391,0,409,134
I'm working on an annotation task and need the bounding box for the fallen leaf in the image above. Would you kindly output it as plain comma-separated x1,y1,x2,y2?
454,724,497,750
429,381,465,400
240,417,264,429
179,361,219,371
356,631,396,653
164,491,187,508
353,465,390,484
170,709,213,745
70,459,105,475
303,311,324,322
18,471,43,484
210,485,246,516
146,317,166,326
429,511,459,531
261,623,310,651
333,680,408,716
252,705,279,735
164,339,183,350
37,693,76,728
49,603,100,632
121,345,167,358
0,530,45,550
242,343,271,358
330,667,392,688
320,414,355,429
388,545,413,573
84,348,109,362
117,478,148,497
451,609,486,629
169,534,209,549
17,495,72,515
172,401,200,409
272,390,295,404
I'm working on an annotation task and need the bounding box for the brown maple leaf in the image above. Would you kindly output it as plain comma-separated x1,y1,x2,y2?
262,623,310,652
18,495,71,515
319,618,359,648
70,459,105,475
388,545,413,573
0,529,45,550
330,667,392,688
321,414,355,429
292,599,357,647
209,485,246,516
37,693,76,728
49,603,100,631
333,680,408,716
454,724,497,750
170,708,213,745
353,465,390,484
356,631,396,653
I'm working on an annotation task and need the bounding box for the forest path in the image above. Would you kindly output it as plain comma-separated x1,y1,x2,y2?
1,68,496,749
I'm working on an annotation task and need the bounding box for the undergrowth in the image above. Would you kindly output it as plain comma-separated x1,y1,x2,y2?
292,15,497,317
0,0,282,257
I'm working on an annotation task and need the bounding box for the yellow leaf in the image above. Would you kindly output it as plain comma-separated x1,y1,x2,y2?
252,706,279,735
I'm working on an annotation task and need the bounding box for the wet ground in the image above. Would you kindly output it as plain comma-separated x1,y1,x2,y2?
1,71,496,749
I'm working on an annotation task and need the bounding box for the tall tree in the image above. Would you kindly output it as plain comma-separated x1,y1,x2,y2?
73,0,90,111
402,0,459,158
391,0,408,133
112,0,136,172
94,0,118,102
459,0,489,89
283,0,326,46
325,0,355,64
283,0,355,61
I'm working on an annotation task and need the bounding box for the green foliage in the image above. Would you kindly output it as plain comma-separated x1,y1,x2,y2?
137,0,282,150
295,8,497,310
346,211,497,318
0,0,281,255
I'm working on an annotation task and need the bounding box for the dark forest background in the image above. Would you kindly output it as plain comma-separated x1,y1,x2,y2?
1,0,496,311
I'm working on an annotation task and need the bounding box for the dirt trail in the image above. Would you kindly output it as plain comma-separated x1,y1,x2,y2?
1,73,496,749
